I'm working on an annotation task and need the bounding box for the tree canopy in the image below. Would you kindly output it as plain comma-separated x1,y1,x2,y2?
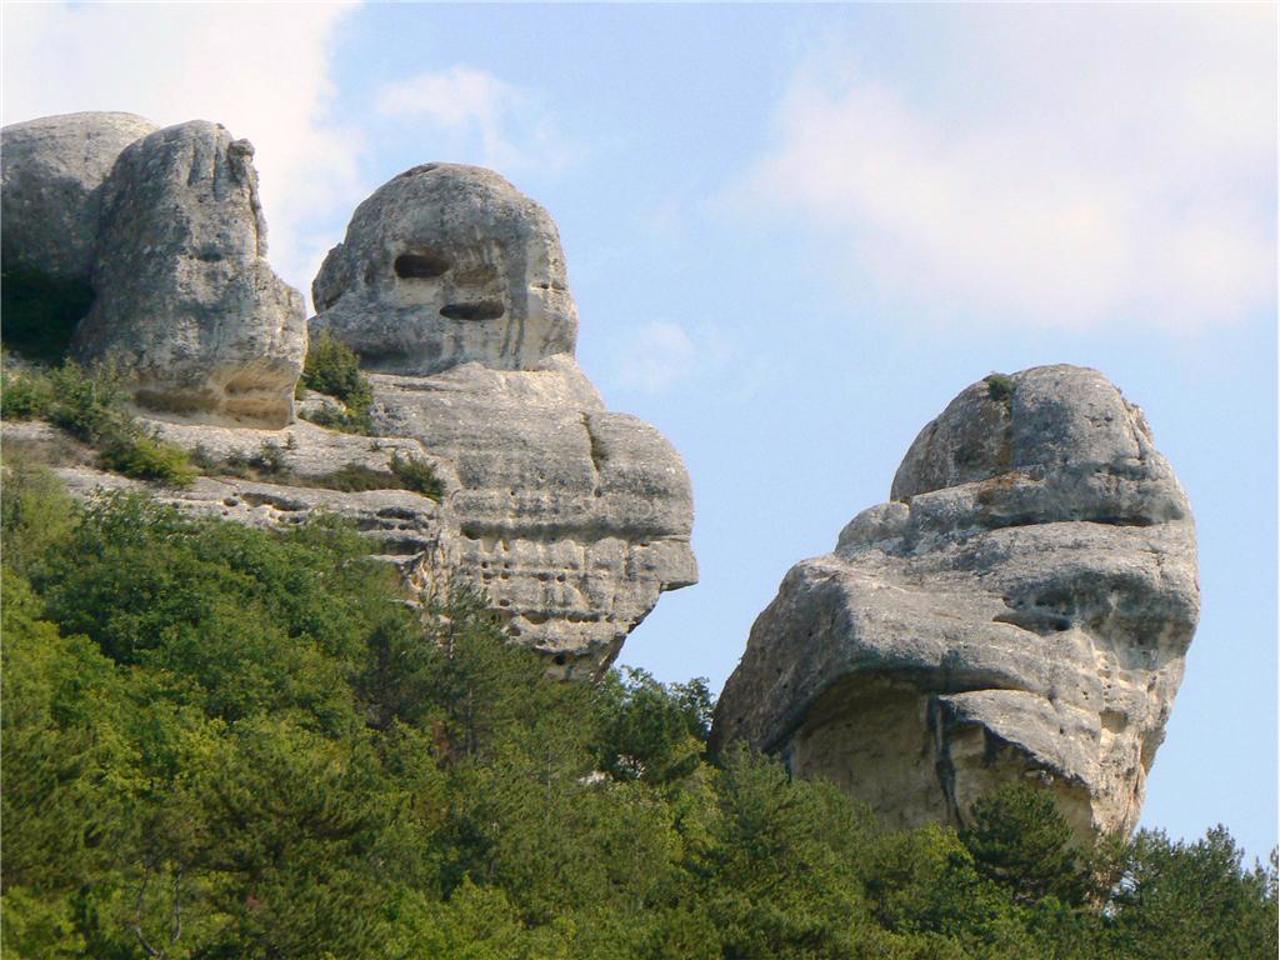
2,465,1275,959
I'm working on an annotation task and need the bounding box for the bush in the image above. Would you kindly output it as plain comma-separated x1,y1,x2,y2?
389,450,444,500
985,372,1016,402
301,331,373,433
0,363,54,420
1,359,198,486
98,434,199,487
214,440,293,482
312,461,398,492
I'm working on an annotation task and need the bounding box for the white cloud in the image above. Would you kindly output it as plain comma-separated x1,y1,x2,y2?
615,320,697,393
733,5,1276,333
1,2,367,302
374,66,571,173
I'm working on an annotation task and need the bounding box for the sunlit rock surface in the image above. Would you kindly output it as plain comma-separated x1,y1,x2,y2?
711,365,1199,839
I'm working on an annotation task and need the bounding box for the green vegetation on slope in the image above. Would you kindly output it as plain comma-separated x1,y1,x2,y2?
2,358,197,486
2,468,1275,959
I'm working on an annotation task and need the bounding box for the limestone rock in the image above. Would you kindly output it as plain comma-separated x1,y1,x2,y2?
310,164,695,674
371,358,697,674
71,120,306,428
310,164,577,376
1,111,157,282
710,365,1199,840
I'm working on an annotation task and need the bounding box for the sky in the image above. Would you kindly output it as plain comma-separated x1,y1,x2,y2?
4,2,1276,862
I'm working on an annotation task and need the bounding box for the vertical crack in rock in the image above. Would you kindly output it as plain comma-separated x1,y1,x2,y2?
711,364,1199,841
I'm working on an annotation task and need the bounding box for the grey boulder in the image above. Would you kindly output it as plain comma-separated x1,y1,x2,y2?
710,365,1199,840
1,111,157,282
72,121,306,428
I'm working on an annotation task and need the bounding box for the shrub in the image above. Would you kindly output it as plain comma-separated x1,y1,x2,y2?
98,434,199,487
44,360,133,445
985,373,1016,402
0,364,54,421
298,401,371,435
301,331,373,433
215,440,293,482
390,450,444,500
2,359,199,486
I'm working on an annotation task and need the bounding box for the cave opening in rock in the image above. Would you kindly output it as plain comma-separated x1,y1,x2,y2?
440,301,505,321
394,250,451,280
0,266,95,363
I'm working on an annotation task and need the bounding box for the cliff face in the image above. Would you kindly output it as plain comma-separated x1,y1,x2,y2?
710,366,1199,839
1,115,696,677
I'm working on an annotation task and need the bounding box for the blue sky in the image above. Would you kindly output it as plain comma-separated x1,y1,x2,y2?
4,2,1275,861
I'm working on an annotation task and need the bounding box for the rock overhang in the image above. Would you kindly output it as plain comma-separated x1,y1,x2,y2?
711,364,1198,840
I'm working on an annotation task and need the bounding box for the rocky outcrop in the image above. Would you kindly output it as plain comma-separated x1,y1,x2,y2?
1,113,306,427
710,366,1198,840
310,164,696,675
72,121,306,427
311,163,577,376
1,112,157,282
3,154,696,678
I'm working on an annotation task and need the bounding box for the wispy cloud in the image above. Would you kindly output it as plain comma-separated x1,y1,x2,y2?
375,66,572,173
1,2,367,303
731,5,1275,333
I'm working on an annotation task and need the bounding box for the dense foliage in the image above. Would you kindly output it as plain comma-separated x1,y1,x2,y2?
2,469,1275,959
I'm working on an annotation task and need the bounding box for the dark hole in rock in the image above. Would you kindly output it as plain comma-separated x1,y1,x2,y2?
553,654,567,666
0,266,95,363
440,301,505,321
395,250,451,280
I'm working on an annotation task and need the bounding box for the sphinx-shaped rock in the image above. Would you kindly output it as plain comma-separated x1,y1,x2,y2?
1,111,157,282
710,366,1198,839
311,165,695,675
70,121,307,427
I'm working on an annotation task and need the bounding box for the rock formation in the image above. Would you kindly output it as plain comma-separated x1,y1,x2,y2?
2,141,695,677
710,366,1198,840
312,164,696,674
2,112,306,427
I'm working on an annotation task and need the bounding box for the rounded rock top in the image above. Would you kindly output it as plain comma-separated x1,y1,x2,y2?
891,364,1158,502
1,111,159,281
310,163,579,376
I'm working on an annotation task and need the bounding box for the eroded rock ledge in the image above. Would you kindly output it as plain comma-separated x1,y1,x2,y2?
709,365,1199,839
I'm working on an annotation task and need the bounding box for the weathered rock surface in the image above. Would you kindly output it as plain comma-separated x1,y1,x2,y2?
309,164,695,674
310,164,577,376
711,365,1198,839
71,121,306,428
1,112,157,282
369,359,696,673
